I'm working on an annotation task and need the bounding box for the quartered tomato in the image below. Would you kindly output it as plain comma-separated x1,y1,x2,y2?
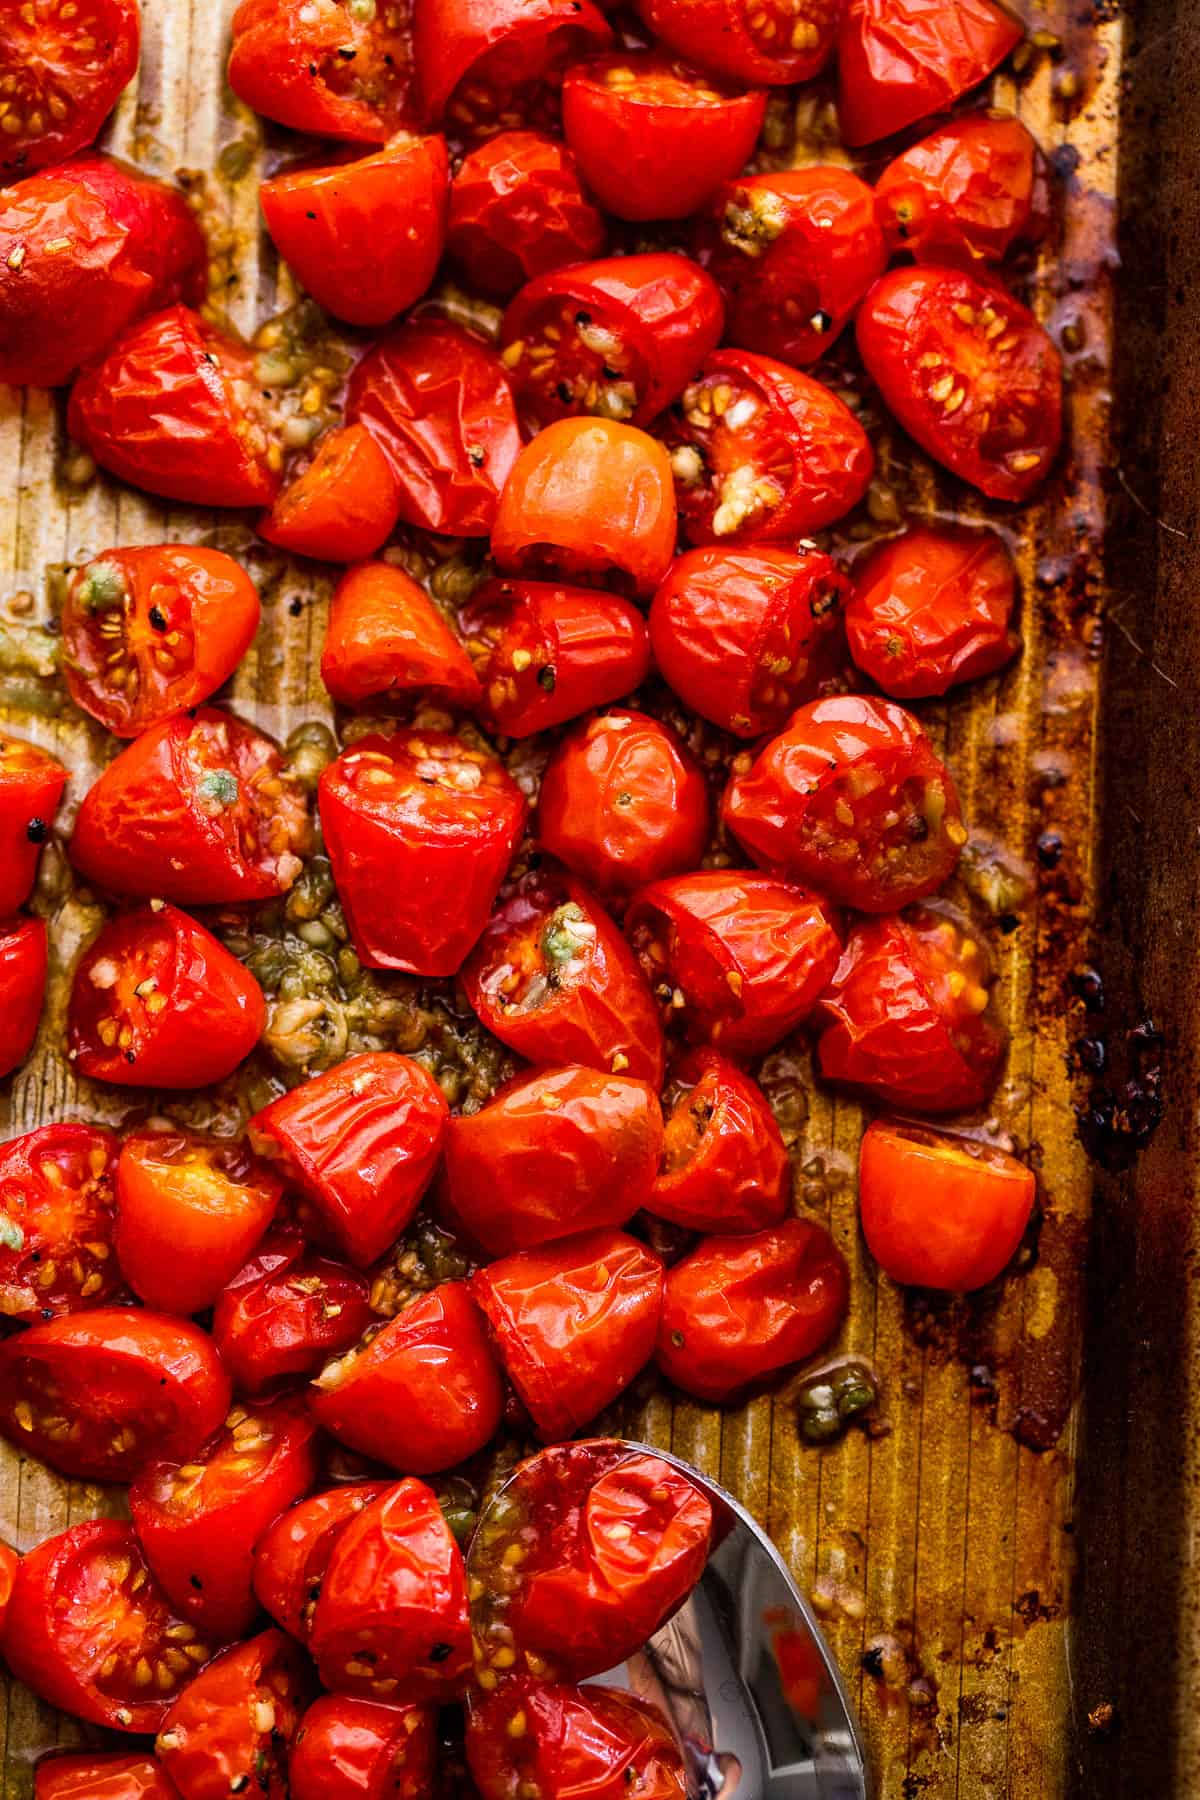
722,694,966,911
626,870,841,1059
0,154,205,387
650,1048,790,1234
311,1283,503,1473
666,349,874,543
228,0,417,143
33,1752,180,1800
156,1629,313,1800
4,1520,218,1733
459,578,649,739
636,0,836,86
0,1307,230,1481
0,913,46,1077
471,1228,664,1439
290,1696,438,1800
857,266,1063,501
416,0,611,138
0,0,140,175
492,418,676,599
0,1121,119,1321
319,730,526,975
68,306,281,508
838,0,1024,147
253,1482,393,1644
468,1679,686,1800
259,425,401,564
250,1052,448,1268
462,869,665,1084
213,1233,373,1397
875,112,1051,265
70,707,310,904
815,905,1008,1111
439,1065,663,1255
321,564,481,711
447,130,607,302
0,733,66,914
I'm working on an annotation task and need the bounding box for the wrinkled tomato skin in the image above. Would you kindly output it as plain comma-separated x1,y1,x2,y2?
0,1121,119,1321
838,0,1024,147
33,1752,181,1800
471,1228,664,1440
635,0,836,85
468,1678,687,1800
259,425,401,565
657,1218,849,1402
440,1066,664,1256
875,112,1051,265
415,0,612,131
253,1482,393,1645
0,913,46,1077
290,1696,438,1800
156,1629,313,1800
213,1233,373,1398
0,0,140,176
650,1048,790,1235
447,130,607,302
228,0,416,143
321,564,481,711
0,734,66,914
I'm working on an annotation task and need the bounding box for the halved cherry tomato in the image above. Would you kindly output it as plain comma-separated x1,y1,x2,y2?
0,912,46,1077
347,319,520,536
0,0,140,176
650,1048,790,1234
815,905,1007,1111
635,0,836,86
0,1307,231,1481
0,154,205,387
0,732,66,914
33,1752,181,1800
116,1131,282,1315
259,425,400,564
537,709,709,902
68,903,265,1087
0,1538,16,1635
440,1065,663,1255
416,0,611,137
838,0,1024,147
858,266,1063,501
493,417,676,599
501,252,724,433
875,111,1051,266
0,1121,119,1321
695,166,886,366
261,136,449,328
447,130,607,302
250,1052,448,1268
649,544,848,737
666,348,874,543
291,1696,438,1800
320,730,526,975
70,707,311,904
68,305,281,508
321,564,481,711
657,1218,849,1401
626,870,841,1059
722,694,966,912
5,1520,218,1733
213,1233,374,1397
62,546,261,738
458,578,649,738
846,524,1019,698
471,1228,664,1439
253,1482,393,1643
156,1629,313,1800
311,1282,503,1473
468,1678,686,1800
462,868,665,1084
228,0,417,143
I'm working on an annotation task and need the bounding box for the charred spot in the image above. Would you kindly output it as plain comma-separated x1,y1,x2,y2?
1075,1016,1164,1170
25,817,46,843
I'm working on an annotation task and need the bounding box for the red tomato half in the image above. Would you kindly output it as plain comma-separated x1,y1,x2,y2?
290,1696,437,1800
156,1629,312,1800
838,0,1024,147
468,1679,686,1800
651,1048,790,1234
0,1121,118,1321
213,1233,374,1398
657,1218,849,1401
321,565,481,711
259,425,401,564
33,1752,180,1800
228,0,417,143
635,0,836,86
875,112,1051,265
320,730,526,976
253,1482,393,1644
0,912,46,1077
416,0,611,137
846,525,1019,697
447,130,607,302
0,733,66,914
0,0,139,176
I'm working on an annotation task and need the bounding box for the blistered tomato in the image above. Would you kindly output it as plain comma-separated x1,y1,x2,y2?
0,1122,119,1322
321,565,481,711
32,1752,179,1800
253,1483,394,1645
416,0,611,138
448,130,607,301
875,111,1051,265
0,913,46,1078
635,0,837,86
290,1696,438,1800
838,0,1024,147
468,1679,686,1800
156,1630,313,1799
259,425,401,564
213,1233,373,1397
0,0,139,175
846,525,1019,697
650,1048,790,1234
228,0,417,142
0,733,67,913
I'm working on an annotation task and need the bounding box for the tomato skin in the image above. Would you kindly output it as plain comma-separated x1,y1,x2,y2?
253,1482,393,1644
0,1538,16,1636
228,0,416,143
657,1218,849,1401
415,0,611,130
33,1752,181,1800
0,0,140,176
0,1121,119,1320
259,425,401,565
471,1228,664,1439
468,1678,687,1800
650,1048,790,1234
447,130,607,302
874,112,1051,265
156,1629,313,1800
635,0,836,85
0,912,45,1076
0,734,66,914
290,1696,438,1800
212,1234,372,1398
838,0,1024,147
321,564,481,711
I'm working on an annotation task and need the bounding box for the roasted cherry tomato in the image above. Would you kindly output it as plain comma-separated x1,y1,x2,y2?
636,0,835,86
875,112,1051,265
321,564,481,711
462,868,665,1084
626,870,841,1059
0,912,46,1077
537,709,709,902
0,155,204,387
33,1752,180,1800
261,136,449,328
70,707,310,904
815,905,1007,1111
253,1482,393,1644
650,1048,790,1234
501,253,724,434
722,694,966,912
440,1065,663,1255
846,524,1019,698
459,578,649,739
251,1052,448,1268
493,417,676,599
0,1121,118,1321
347,318,520,536
469,1441,711,1684
447,130,606,302
213,1233,373,1398
696,167,885,366
468,1679,686,1800
259,424,400,564
0,732,66,913
0,0,140,175
116,1131,282,1315
320,730,526,976
667,348,873,543
471,1228,664,1440
228,0,417,143
416,0,611,137
156,1629,312,1800
0,1307,230,1481
0,1538,16,1634
310,1479,471,1701
68,305,281,508
68,903,265,1088
311,1282,503,1474
649,545,848,738
858,266,1062,501
291,1696,438,1800
838,0,1024,147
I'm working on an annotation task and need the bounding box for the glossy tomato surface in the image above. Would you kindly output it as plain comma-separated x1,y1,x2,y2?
321,565,481,711
416,0,611,136
213,1233,373,1398
635,0,837,86
0,1121,119,1321
253,1481,393,1644
0,912,46,1077
650,1048,790,1234
447,130,607,301
33,1752,181,1800
0,732,66,914
0,0,140,175
156,1629,313,1800
875,111,1051,265
846,525,1019,697
228,0,417,143
838,0,1024,146
290,1695,438,1800
259,424,401,564
468,1678,686,1800
0,1538,16,1637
